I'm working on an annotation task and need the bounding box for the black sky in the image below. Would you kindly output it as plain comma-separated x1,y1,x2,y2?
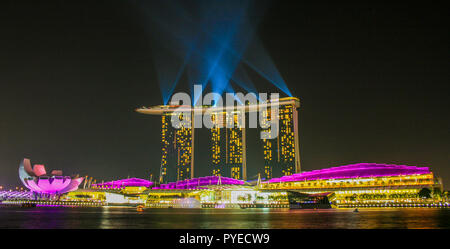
0,0,448,188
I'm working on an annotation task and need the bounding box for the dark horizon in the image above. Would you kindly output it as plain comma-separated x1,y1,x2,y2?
0,1,448,188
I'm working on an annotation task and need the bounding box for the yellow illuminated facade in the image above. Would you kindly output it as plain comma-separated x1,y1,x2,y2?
261,173,444,208
160,113,193,183
262,104,299,179
58,170,448,209
210,112,244,180
64,190,107,202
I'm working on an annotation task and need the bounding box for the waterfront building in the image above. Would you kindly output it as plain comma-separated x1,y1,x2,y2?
92,178,153,189
210,112,245,179
138,163,447,209
63,189,144,205
13,159,447,209
145,185,289,209
160,111,194,183
261,163,444,208
8,163,449,208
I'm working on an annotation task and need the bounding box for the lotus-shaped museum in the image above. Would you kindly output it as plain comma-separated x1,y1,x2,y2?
19,158,84,194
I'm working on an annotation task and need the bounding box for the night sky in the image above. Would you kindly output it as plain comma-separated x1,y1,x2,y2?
0,1,448,188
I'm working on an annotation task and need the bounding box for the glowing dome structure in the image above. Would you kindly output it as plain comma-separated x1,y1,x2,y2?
19,158,84,194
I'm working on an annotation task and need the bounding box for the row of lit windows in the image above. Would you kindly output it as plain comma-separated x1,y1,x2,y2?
262,105,296,177
160,114,193,182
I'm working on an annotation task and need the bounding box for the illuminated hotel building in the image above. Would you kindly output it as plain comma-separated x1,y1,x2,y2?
261,103,299,179
48,163,447,209
136,97,300,182
261,163,444,208
159,112,194,183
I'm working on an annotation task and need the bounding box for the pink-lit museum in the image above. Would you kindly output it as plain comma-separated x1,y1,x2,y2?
18,158,84,196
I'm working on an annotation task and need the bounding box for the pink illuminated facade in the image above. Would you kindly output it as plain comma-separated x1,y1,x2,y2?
92,178,153,189
267,163,431,183
154,176,245,190
19,158,84,195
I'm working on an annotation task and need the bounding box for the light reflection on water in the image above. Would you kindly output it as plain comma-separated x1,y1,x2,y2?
0,207,449,229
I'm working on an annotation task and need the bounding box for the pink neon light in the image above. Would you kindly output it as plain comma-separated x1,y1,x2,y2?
268,163,431,183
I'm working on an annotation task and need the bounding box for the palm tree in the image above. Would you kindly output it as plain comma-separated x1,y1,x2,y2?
418,188,432,199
